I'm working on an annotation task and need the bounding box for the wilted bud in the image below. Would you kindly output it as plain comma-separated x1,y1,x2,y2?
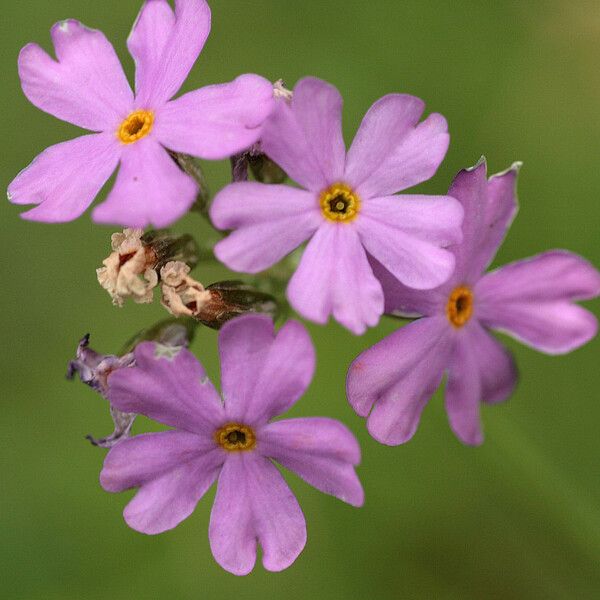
97,229,200,307
67,334,136,448
67,322,194,448
160,261,278,329
67,334,134,395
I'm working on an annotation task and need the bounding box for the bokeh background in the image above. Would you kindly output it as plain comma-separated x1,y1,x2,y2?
1,1,599,598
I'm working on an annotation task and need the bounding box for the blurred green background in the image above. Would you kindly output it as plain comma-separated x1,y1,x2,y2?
1,0,599,598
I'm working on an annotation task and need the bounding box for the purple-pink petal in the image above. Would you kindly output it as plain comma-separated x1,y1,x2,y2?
287,224,384,334
370,257,446,318
92,138,197,227
260,83,331,192
481,302,598,354
218,314,280,421
479,250,600,303
479,164,520,275
154,74,275,160
366,338,451,445
364,195,463,246
346,95,449,198
107,342,224,435
19,20,133,131
129,0,211,107
476,251,600,354
347,316,448,417
100,430,218,492
465,323,518,404
209,454,306,575
211,183,320,273
344,94,425,193
349,317,451,445
445,334,484,446
358,195,462,290
218,315,315,425
260,418,364,507
450,160,519,282
445,159,488,281
289,77,346,183
8,133,120,222
121,448,222,535
209,455,256,576
128,0,176,100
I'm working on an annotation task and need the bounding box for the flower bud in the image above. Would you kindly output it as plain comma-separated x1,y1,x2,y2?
169,151,210,216
141,230,200,270
230,151,251,182
160,261,278,329
230,145,287,184
120,318,197,355
248,153,287,184
199,280,279,330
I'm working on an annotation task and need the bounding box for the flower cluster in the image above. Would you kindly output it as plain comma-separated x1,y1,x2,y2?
10,0,599,577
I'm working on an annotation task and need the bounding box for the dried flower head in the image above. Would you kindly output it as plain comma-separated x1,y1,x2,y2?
97,228,159,306
160,261,212,318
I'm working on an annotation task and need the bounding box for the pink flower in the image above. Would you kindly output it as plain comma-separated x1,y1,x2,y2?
100,314,363,575
210,77,463,334
8,0,274,227
347,160,600,445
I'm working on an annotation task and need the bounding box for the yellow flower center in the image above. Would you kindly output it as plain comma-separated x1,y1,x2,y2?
446,286,474,328
319,183,361,222
117,110,154,144
215,423,256,452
